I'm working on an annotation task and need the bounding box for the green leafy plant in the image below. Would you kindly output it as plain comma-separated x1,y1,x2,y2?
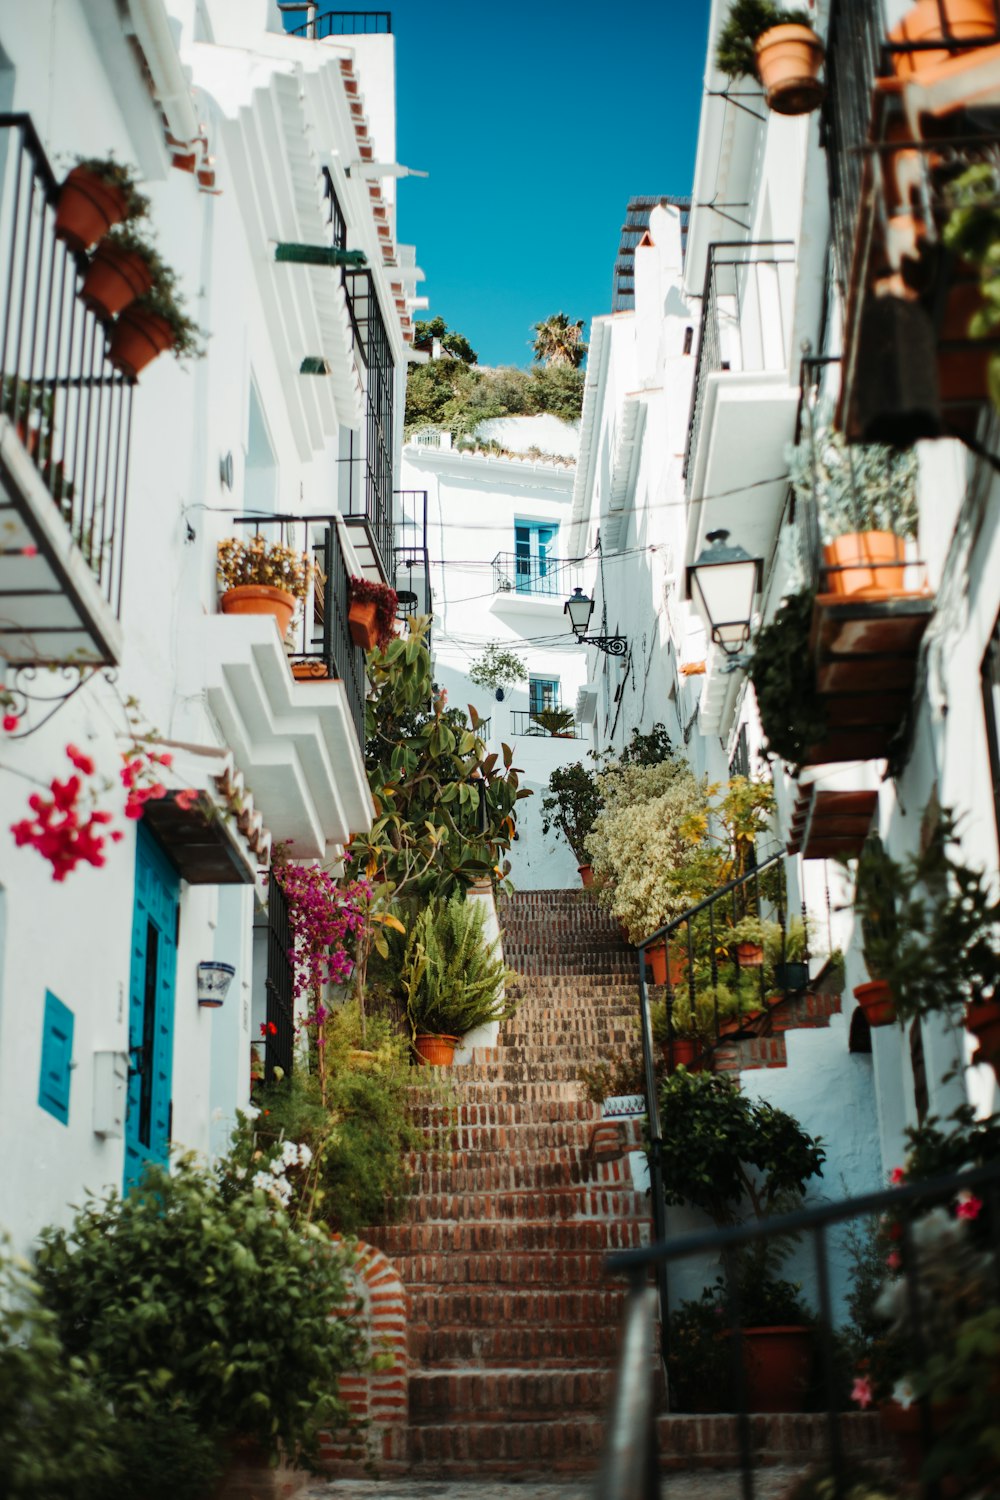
540,758,602,863
749,590,827,768
71,155,150,221
468,641,527,698
788,421,918,543
404,358,585,438
942,162,1000,414
349,575,399,649
413,315,478,365
131,257,204,361
396,892,514,1040
665,1288,735,1411
715,0,812,80
34,1155,367,1476
530,706,576,736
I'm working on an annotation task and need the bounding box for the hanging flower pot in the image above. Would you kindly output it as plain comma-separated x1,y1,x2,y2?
220,584,297,639
823,532,908,597
348,598,378,650
966,997,1000,1075
108,304,175,379
736,942,765,968
754,24,825,114
413,1032,460,1067
81,240,154,321
197,960,236,1009
854,979,897,1027
889,0,997,80
348,575,398,651
54,166,129,253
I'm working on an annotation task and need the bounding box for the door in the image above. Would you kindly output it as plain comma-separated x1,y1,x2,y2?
124,825,179,1191
515,521,556,594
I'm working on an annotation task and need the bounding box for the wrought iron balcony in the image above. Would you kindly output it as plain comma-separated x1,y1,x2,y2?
341,269,394,578
230,513,366,751
283,8,391,37
492,551,571,597
0,114,133,666
510,709,584,739
393,488,431,651
683,242,795,492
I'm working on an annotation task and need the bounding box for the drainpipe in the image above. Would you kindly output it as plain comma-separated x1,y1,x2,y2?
127,0,201,147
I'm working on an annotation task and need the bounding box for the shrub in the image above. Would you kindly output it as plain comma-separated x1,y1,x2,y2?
540,759,602,863
749,590,827,767
397,893,514,1039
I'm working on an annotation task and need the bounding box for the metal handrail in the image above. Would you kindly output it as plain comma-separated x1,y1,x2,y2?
492,550,572,597
285,9,391,37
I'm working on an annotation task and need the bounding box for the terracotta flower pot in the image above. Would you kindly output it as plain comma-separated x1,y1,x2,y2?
220,584,296,639
647,942,688,988
661,1036,704,1073
108,305,174,379
823,532,907,597
879,1398,964,1485
854,978,897,1027
291,659,330,681
740,1326,812,1412
80,242,154,320
54,166,128,253
889,0,998,80
754,24,825,115
413,1032,460,1067
348,598,378,650
966,997,1000,1075
735,942,765,968
577,862,594,887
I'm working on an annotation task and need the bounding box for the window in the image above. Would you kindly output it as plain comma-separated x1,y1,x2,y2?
981,611,1000,855
529,677,560,714
39,990,74,1125
515,521,557,594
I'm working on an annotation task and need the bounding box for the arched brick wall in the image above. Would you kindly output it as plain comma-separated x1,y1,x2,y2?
320,1239,408,1471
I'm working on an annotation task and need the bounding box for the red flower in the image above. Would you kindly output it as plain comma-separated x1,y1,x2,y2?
66,744,96,775
174,787,200,811
890,1166,906,1186
956,1191,983,1221
851,1374,873,1409
2,714,19,732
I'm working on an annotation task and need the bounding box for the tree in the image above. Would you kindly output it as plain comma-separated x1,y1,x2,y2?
413,316,478,366
531,312,588,369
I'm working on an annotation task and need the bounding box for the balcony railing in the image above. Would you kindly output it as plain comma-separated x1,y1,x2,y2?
342,269,394,577
683,242,795,489
492,551,572,598
284,9,391,37
510,710,584,739
393,487,431,649
0,114,133,664
230,513,366,750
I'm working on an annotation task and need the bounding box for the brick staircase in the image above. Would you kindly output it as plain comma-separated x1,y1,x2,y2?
359,887,654,1475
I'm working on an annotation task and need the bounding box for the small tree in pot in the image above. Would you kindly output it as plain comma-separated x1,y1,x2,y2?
540,758,602,876
468,641,527,701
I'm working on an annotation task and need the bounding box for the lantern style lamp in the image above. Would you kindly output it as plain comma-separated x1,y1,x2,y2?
686,529,763,659
563,587,627,657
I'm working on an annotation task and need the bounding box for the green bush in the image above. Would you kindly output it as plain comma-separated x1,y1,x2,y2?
398,893,514,1039
34,1156,366,1475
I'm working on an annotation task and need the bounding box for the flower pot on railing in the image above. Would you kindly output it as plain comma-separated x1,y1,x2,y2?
54,166,128,253
853,978,897,1027
413,1032,460,1067
81,241,154,320
220,584,297,639
823,532,907,597
197,960,236,1009
108,304,175,379
348,598,378,650
754,24,825,114
735,942,765,969
889,0,998,80
966,997,1000,1076
740,1326,813,1412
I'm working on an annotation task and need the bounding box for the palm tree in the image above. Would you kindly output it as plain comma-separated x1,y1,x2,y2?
531,313,588,369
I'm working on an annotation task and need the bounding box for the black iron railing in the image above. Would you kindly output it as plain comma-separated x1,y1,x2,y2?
0,114,133,648
510,709,584,739
230,513,366,750
263,875,295,1082
284,8,391,37
597,1158,1000,1499
492,550,572,597
342,269,394,575
393,488,431,645
683,242,795,490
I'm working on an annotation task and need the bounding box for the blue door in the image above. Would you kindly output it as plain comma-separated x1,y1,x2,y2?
124,825,179,1191
515,522,556,593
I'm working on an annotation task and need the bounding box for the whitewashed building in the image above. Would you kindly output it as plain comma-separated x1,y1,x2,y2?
574,0,1000,1197
0,0,419,1250
401,416,592,888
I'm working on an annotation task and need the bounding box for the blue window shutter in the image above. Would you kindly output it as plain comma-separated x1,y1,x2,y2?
38,991,74,1125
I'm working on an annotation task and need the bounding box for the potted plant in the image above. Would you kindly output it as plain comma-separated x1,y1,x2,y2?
941,162,1000,415
540,758,602,884
397,893,514,1065
729,914,770,968
80,224,161,322
765,915,811,991
749,590,827,769
217,534,314,639
54,156,149,254
715,0,825,116
108,263,204,379
888,0,999,82
530,706,576,737
788,423,920,597
468,641,528,702
853,832,900,1027
347,575,398,651
650,990,713,1071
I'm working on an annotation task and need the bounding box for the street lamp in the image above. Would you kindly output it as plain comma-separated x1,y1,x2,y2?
686,529,763,660
563,587,628,657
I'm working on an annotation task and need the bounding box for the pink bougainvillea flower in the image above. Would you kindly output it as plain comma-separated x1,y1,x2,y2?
851,1375,874,1409
886,1250,902,1271
956,1191,983,1221
21,544,38,557
890,1166,906,1185
174,787,199,811
66,744,96,776
2,714,19,732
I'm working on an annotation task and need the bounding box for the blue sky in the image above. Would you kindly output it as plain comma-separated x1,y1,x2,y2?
287,3,710,367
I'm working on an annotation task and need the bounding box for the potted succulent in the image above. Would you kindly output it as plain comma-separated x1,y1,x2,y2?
347,575,398,651
217,534,314,640
749,590,827,769
853,833,900,1027
468,641,528,702
715,0,825,116
397,894,514,1065
788,423,920,598
80,224,161,322
108,262,204,379
540,758,602,885
54,156,149,254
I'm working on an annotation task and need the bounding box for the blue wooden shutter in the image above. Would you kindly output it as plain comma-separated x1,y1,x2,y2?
38,990,74,1125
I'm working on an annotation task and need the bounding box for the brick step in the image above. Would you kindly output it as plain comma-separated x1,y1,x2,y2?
404,1414,611,1471
400,1187,649,1226
370,1215,648,1256
453,1060,603,1083
408,1319,626,1368
408,1365,626,1424
501,1009,639,1029
507,978,640,995
437,1080,588,1103
714,1035,789,1072
411,1121,645,1168
412,1097,600,1125
404,1285,632,1328
418,1119,636,1154
390,1245,647,1286
405,1157,637,1196
490,1042,635,1063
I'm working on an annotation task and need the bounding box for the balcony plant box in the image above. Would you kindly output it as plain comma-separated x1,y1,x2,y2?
888,0,997,80
291,659,330,681
754,23,825,114
348,575,398,651
412,1032,461,1067
54,158,149,254
853,977,897,1027
823,532,908,597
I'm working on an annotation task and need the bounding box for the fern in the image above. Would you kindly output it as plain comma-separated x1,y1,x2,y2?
400,895,515,1038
